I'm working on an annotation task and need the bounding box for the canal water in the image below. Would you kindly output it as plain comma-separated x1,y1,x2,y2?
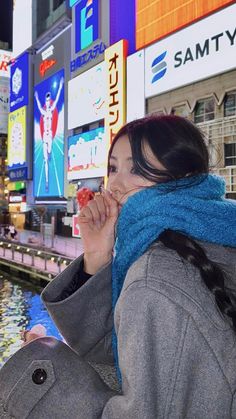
0,273,61,368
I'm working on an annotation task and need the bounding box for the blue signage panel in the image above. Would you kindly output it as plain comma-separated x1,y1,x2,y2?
10,52,29,112
75,0,99,53
9,167,28,181
33,69,65,198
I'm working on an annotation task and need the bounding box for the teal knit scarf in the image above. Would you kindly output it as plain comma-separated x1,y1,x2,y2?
111,174,236,384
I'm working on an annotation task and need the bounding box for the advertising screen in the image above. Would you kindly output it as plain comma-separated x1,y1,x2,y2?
8,106,26,172
75,0,99,53
33,69,64,198
145,3,236,98
67,127,107,180
10,52,29,112
136,0,234,50
68,61,105,129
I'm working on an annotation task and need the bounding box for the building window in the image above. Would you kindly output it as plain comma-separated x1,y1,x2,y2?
225,143,236,166
53,0,64,11
194,98,215,124
224,92,236,117
171,105,189,118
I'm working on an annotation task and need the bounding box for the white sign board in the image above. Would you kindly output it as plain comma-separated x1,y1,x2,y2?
145,3,236,98
127,50,145,122
0,78,10,134
13,0,32,57
68,61,106,129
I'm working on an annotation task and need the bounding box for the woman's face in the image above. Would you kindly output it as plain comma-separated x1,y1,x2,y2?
107,134,165,207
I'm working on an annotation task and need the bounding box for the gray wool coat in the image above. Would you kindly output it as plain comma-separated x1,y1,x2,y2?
0,240,236,418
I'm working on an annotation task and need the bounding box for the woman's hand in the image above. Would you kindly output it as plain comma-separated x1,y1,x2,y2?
78,189,119,274
21,324,47,347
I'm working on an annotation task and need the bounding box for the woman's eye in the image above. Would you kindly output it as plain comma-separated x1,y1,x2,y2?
108,165,117,173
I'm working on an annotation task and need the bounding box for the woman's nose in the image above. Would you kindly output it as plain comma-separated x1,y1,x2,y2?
108,173,124,194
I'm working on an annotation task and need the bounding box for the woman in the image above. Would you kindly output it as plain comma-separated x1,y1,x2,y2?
0,115,236,418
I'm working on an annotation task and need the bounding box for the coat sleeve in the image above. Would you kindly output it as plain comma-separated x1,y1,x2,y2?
41,254,114,365
101,282,191,419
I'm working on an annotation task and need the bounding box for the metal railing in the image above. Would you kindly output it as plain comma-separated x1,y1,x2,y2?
0,240,73,277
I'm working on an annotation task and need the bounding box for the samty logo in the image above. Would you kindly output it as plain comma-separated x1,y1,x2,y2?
75,0,99,53
151,51,167,84
12,67,22,95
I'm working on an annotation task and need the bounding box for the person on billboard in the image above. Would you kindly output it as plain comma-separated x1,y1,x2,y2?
1,115,236,418
34,77,64,191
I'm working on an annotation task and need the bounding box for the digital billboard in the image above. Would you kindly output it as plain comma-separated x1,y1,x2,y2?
33,69,64,198
8,106,27,177
75,0,99,53
10,52,29,112
68,61,106,129
67,127,107,180
145,3,236,98
136,0,234,50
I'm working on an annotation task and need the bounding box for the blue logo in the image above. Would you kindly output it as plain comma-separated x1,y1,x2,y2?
75,0,99,53
151,51,167,84
10,52,29,112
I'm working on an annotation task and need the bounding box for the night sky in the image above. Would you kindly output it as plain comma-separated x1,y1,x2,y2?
0,0,13,49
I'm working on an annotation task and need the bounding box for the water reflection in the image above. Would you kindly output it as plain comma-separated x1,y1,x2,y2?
0,275,61,367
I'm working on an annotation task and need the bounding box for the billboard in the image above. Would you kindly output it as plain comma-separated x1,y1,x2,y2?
10,52,29,112
33,69,64,198
136,0,234,50
8,106,27,178
105,40,127,144
75,0,99,53
0,78,10,134
68,61,106,129
68,127,107,180
145,3,236,98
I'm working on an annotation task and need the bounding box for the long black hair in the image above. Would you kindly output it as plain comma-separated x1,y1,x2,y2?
109,115,236,331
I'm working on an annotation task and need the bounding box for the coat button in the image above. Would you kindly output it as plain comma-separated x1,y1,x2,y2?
32,368,47,385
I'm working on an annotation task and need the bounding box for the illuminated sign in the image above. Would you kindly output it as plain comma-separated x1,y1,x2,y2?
41,45,54,61
136,0,233,50
145,3,236,98
10,52,29,112
75,0,99,53
0,78,10,133
70,40,106,72
34,69,65,198
105,40,127,144
0,50,12,78
9,168,28,181
68,61,106,129
8,106,27,177
68,127,107,180
39,58,57,77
